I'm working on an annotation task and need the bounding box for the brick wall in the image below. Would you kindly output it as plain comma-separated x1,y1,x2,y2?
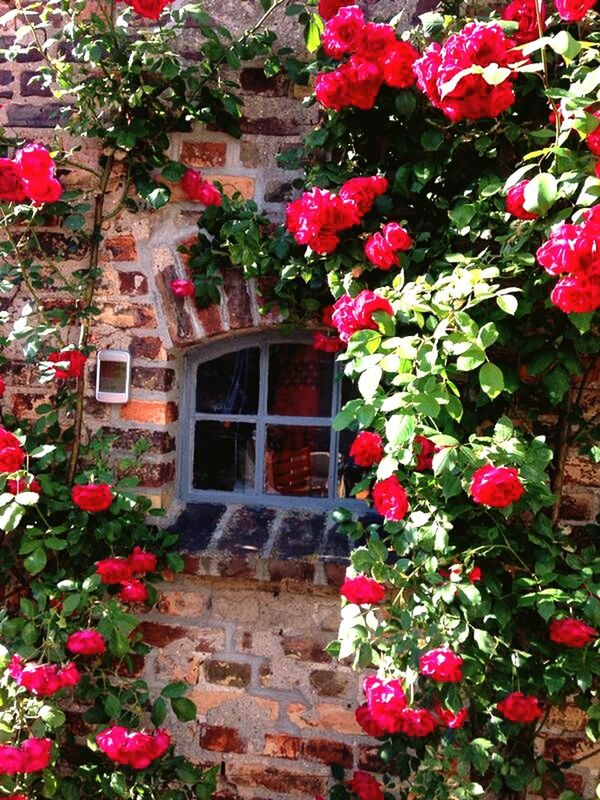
2,1,600,797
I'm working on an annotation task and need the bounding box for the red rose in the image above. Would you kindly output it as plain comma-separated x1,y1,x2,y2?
171,279,195,297
66,629,106,656
434,702,468,729
364,232,398,270
383,222,413,251
353,290,394,331
47,350,87,380
128,546,157,574
25,176,62,205
469,566,483,584
125,0,172,19
0,745,25,775
340,575,385,605
364,675,407,733
181,169,221,205
315,69,349,112
0,158,27,203
497,692,543,723
7,477,41,494
357,22,397,62
587,112,600,156
414,435,439,470
506,181,539,220
322,5,365,59
4,795,28,799
419,647,464,682
318,0,352,20
414,22,518,122
0,375,5,398
554,0,595,20
286,187,361,254
96,726,171,769
382,41,419,88
14,143,54,180
72,483,113,513
399,707,437,737
118,578,149,604
20,738,52,772
8,655,79,695
95,557,132,584
549,618,597,648
469,465,525,508
350,431,384,468
0,428,21,450
372,475,408,521
502,0,544,44
551,273,600,314
339,175,388,215
58,662,81,687
342,56,383,110
349,771,384,800
0,446,25,473
536,222,597,276
355,703,388,736
313,332,345,352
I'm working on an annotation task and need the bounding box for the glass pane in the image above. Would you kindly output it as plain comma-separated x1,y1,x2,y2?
196,349,259,414
267,344,334,417
336,428,363,499
193,421,255,492
265,425,331,497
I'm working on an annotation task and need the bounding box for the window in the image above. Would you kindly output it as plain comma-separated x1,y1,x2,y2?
180,332,362,508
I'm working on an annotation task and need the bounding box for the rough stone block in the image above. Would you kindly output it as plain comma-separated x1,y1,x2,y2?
181,141,227,168
263,733,302,760
200,724,246,754
303,737,353,768
205,659,252,688
118,270,149,295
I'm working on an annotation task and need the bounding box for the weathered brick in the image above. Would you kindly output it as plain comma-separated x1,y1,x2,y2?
104,427,175,454
35,232,89,259
118,270,149,295
99,303,157,329
12,392,50,420
542,771,584,798
207,175,255,200
267,560,315,584
137,621,195,647
101,234,138,262
240,117,307,136
155,261,197,343
7,103,64,127
205,659,252,688
287,702,362,735
223,267,253,329
544,737,592,763
358,746,386,772
227,763,325,796
20,70,52,96
559,493,594,522
157,589,208,617
121,460,175,488
181,141,227,168
218,505,275,555
130,336,167,359
546,705,588,732
240,68,290,96
263,733,302,760
0,68,13,98
264,180,294,203
200,725,246,754
131,366,176,392
282,636,331,664
120,400,178,425
195,300,225,336
303,737,353,768
309,669,351,698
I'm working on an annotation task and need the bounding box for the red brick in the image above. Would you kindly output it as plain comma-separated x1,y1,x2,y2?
181,141,227,168
240,68,290,96
99,303,157,329
227,763,325,796
224,268,254,329
263,733,302,760
303,738,353,768
544,737,588,763
205,659,251,688
120,400,178,425
122,461,175,488
309,669,351,698
358,746,385,773
131,366,176,392
282,636,331,664
195,300,225,336
130,335,166,359
542,771,584,798
136,621,195,647
200,725,246,754
101,234,137,262
118,271,148,295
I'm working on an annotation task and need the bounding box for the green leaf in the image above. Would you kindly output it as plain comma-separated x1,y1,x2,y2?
523,173,557,215
161,681,189,698
543,365,570,403
549,30,581,62
497,294,518,315
479,363,504,399
103,693,121,718
456,346,486,371
305,13,324,52
171,696,197,722
358,366,382,402
14,490,39,506
151,697,167,726
386,414,416,447
24,547,47,575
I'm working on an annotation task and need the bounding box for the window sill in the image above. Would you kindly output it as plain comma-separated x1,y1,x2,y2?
172,502,380,588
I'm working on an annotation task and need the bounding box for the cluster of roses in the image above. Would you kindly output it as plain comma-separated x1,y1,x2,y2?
96,726,171,770
0,738,52,776
535,205,600,314
95,546,157,604
181,168,222,207
8,655,80,696
0,143,62,206
286,176,388,254
315,5,419,111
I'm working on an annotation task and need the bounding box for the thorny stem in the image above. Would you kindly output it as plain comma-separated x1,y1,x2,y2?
66,154,115,486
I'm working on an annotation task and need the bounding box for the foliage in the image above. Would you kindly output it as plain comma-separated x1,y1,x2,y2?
190,2,600,799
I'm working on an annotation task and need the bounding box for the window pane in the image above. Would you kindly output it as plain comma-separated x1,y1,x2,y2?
264,425,331,497
196,349,260,414
193,421,255,492
267,344,334,417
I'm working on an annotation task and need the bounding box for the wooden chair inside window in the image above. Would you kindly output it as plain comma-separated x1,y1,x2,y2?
266,447,312,496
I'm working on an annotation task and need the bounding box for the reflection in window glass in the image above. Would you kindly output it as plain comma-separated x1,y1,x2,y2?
337,428,363,499
268,344,334,417
196,349,259,414
264,425,331,497
193,421,255,492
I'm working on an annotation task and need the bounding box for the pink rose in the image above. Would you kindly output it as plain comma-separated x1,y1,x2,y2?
66,629,106,656
372,475,408,521
171,279,195,297
419,647,464,682
364,675,407,734
128,546,157,575
340,575,385,605
118,578,149,604
95,557,133,584
470,465,525,508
